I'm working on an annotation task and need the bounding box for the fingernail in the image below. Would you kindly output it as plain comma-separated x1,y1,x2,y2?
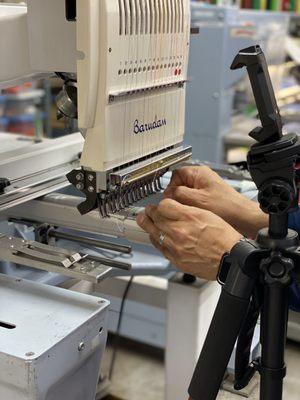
136,213,145,226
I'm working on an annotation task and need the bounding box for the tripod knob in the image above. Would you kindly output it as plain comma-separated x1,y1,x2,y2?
261,254,294,284
258,181,294,215
268,262,286,279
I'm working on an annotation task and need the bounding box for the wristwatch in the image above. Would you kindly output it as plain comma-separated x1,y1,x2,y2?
217,238,248,285
217,252,232,285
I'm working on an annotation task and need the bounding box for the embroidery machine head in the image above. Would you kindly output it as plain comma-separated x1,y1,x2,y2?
0,0,192,218
66,0,192,217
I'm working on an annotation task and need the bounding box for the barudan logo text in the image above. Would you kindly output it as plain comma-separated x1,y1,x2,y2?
134,116,167,134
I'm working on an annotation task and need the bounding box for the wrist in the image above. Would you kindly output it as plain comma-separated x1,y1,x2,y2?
228,197,268,238
223,228,244,251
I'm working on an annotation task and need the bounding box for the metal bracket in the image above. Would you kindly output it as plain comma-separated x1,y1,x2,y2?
0,234,113,283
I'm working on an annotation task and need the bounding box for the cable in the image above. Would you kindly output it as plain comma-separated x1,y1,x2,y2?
108,276,134,381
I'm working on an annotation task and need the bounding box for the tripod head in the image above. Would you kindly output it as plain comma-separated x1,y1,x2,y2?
231,45,282,144
231,45,300,238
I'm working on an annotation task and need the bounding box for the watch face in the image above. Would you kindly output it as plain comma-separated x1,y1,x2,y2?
217,253,232,286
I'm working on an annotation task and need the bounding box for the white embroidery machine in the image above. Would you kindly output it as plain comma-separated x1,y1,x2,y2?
0,2,198,400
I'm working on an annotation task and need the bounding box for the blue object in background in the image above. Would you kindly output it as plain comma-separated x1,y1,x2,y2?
289,210,300,312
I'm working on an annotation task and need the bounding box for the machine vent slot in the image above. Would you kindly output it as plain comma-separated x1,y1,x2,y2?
0,321,16,330
180,0,184,33
155,0,160,34
129,0,134,35
162,0,167,33
166,0,170,33
135,0,141,34
144,0,150,34
150,0,155,34
139,0,145,34
173,0,177,33
170,0,174,33
119,0,124,35
65,0,76,21
119,0,184,35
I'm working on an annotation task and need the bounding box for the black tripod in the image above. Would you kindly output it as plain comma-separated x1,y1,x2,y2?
189,46,300,400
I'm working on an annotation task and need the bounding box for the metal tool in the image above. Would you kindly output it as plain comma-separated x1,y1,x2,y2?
0,234,131,283
47,229,132,254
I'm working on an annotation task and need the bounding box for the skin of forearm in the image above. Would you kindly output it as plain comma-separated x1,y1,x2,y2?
227,196,269,238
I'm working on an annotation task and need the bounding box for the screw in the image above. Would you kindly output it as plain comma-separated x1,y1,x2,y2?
88,186,95,193
78,342,85,351
76,183,84,191
76,173,84,181
88,174,94,182
10,245,14,249
109,47,112,53
26,352,35,357
213,92,220,99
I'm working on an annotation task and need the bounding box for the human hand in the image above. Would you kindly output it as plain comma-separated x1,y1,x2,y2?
136,198,242,281
164,166,268,238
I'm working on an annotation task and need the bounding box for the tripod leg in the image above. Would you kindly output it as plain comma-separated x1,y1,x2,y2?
234,289,261,390
260,283,289,400
189,241,259,400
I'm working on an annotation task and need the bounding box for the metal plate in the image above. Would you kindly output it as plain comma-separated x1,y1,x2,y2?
0,234,112,283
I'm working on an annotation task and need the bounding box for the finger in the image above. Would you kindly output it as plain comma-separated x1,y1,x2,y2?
146,199,187,221
137,213,175,247
150,236,178,263
143,205,174,234
168,167,203,188
168,169,185,187
170,166,214,189
163,186,175,199
136,213,160,237
164,185,194,201
169,186,206,207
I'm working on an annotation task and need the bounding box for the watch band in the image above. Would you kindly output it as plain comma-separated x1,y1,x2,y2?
217,252,231,285
217,238,248,285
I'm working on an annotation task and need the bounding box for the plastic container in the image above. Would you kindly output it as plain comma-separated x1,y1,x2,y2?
7,114,43,136
5,92,44,117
